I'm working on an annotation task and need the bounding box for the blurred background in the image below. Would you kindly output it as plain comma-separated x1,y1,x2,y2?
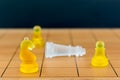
0,0,120,28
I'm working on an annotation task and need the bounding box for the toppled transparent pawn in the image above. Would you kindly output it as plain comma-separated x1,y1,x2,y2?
45,42,86,58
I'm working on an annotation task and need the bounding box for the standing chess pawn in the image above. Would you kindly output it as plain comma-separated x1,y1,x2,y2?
91,41,108,67
32,25,45,48
20,37,38,73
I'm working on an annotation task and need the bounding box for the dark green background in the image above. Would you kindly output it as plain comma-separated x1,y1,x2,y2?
0,0,120,28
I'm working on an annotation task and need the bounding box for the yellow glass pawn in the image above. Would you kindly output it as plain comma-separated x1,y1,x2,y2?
19,37,38,73
91,41,108,67
32,25,45,48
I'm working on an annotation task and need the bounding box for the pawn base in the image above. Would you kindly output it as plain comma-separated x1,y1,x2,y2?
20,63,38,73
91,57,108,67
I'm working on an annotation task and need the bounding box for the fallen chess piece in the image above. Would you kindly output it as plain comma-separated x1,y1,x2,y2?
91,41,108,67
45,42,86,58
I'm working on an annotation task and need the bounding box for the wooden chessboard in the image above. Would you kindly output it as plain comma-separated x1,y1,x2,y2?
0,29,120,80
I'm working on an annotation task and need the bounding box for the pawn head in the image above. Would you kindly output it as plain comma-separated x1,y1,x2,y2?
96,41,104,48
33,25,41,32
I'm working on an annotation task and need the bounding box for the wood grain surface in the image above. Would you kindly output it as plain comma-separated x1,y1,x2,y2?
0,29,120,79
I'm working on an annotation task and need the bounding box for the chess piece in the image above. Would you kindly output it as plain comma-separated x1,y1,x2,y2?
91,41,108,67
45,42,86,58
32,25,44,48
19,37,38,73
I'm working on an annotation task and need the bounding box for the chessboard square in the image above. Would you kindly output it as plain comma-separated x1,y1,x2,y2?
43,60,76,68
78,67,116,77
41,68,78,77
3,67,40,78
